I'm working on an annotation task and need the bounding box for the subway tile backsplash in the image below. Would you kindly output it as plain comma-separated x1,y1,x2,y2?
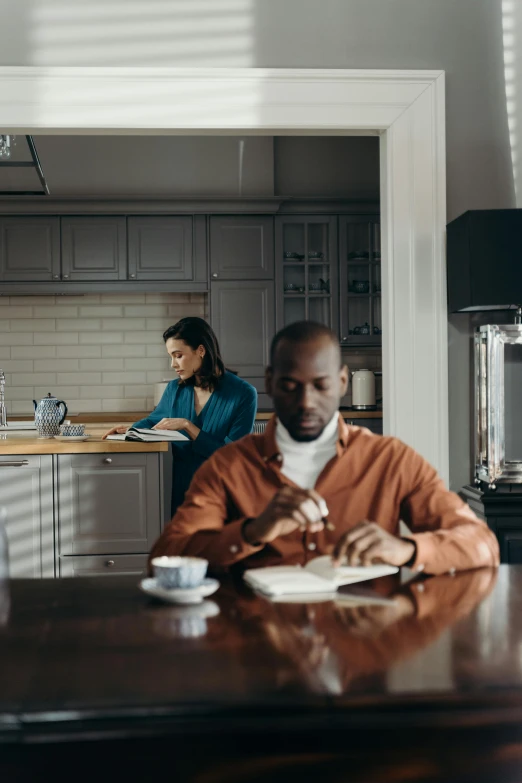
0,293,205,415
0,293,381,415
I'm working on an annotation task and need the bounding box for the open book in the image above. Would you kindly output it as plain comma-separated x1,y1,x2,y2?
106,427,189,442
243,555,398,599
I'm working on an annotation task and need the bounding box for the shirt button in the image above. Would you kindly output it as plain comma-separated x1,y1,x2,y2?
308,542,317,551
229,544,239,554
417,563,425,572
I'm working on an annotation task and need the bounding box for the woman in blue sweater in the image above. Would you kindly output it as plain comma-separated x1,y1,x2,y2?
103,317,257,515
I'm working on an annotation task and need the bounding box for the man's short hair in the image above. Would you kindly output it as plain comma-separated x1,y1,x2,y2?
269,321,340,367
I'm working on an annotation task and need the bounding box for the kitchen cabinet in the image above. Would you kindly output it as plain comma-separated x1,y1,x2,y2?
0,454,54,578
0,217,60,282
210,280,275,381
497,530,522,565
61,217,127,281
59,553,148,577
210,216,274,280
460,485,522,564
275,216,338,334
0,214,207,291
128,215,199,282
56,453,161,557
339,215,381,347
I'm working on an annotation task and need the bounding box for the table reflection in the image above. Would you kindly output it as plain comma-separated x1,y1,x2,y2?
225,568,498,696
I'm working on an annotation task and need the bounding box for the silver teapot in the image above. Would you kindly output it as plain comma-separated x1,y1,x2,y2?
33,393,68,439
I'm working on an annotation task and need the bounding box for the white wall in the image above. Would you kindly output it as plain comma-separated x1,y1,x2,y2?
0,0,517,487
0,293,205,415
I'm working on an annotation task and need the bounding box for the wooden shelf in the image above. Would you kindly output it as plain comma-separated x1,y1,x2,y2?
341,336,382,346
283,292,331,297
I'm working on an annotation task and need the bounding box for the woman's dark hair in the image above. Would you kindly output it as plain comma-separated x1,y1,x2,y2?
163,317,225,390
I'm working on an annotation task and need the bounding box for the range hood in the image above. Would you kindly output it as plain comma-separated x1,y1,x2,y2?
447,209,522,312
0,135,50,196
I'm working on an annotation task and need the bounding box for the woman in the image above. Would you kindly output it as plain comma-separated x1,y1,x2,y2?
103,317,257,514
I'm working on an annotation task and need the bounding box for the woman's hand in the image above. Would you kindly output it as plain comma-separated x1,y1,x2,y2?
152,418,200,440
152,418,189,431
102,425,128,439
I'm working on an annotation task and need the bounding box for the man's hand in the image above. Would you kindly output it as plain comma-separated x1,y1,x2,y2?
152,418,189,431
332,521,415,568
243,486,328,546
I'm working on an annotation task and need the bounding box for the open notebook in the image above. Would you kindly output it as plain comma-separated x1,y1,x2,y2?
243,555,398,598
106,427,189,442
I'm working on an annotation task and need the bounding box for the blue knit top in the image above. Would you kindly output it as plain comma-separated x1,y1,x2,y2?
134,371,257,515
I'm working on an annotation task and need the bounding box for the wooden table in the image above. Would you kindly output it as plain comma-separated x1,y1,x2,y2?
1,567,522,782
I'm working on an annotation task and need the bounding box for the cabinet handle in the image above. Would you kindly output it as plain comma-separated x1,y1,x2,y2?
129,273,136,279
0,460,29,467
105,560,115,567
103,457,113,464
53,274,60,280
212,273,218,278
62,274,69,279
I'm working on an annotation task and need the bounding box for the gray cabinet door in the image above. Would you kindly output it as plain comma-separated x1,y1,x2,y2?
61,217,127,281
0,455,54,578
57,453,161,556
127,216,194,281
0,217,60,282
210,216,274,280
59,553,148,577
210,280,275,377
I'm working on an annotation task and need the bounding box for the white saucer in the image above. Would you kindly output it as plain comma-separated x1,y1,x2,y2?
139,577,219,605
54,434,90,442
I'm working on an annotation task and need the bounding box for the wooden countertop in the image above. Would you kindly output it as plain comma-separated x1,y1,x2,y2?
0,567,512,781
0,424,168,455
11,409,384,423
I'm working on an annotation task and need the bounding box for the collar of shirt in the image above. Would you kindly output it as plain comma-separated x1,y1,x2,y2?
275,412,340,489
259,412,350,465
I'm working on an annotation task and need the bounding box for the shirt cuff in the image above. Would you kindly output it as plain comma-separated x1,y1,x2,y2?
211,519,264,566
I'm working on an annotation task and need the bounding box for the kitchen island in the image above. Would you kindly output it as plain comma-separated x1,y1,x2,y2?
0,566,519,782
0,426,167,579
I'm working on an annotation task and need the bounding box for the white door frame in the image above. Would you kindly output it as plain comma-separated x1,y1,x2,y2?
0,67,448,482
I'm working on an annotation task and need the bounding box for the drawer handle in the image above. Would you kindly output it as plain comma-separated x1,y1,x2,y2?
105,560,115,567
0,460,29,467
103,458,112,464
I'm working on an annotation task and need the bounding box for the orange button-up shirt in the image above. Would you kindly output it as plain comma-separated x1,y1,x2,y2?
150,416,500,575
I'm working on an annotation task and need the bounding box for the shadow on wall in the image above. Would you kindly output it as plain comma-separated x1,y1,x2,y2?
11,0,256,66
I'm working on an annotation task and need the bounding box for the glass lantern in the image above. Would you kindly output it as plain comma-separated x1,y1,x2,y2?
475,321,522,486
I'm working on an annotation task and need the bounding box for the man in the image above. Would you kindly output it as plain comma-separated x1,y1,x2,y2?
150,322,499,575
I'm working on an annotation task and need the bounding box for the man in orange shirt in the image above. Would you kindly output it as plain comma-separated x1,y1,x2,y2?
150,322,499,575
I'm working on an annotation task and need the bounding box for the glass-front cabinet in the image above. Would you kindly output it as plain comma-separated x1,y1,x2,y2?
275,216,338,333
339,216,381,346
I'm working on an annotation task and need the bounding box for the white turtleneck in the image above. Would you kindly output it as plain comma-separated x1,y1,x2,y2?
275,412,340,489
